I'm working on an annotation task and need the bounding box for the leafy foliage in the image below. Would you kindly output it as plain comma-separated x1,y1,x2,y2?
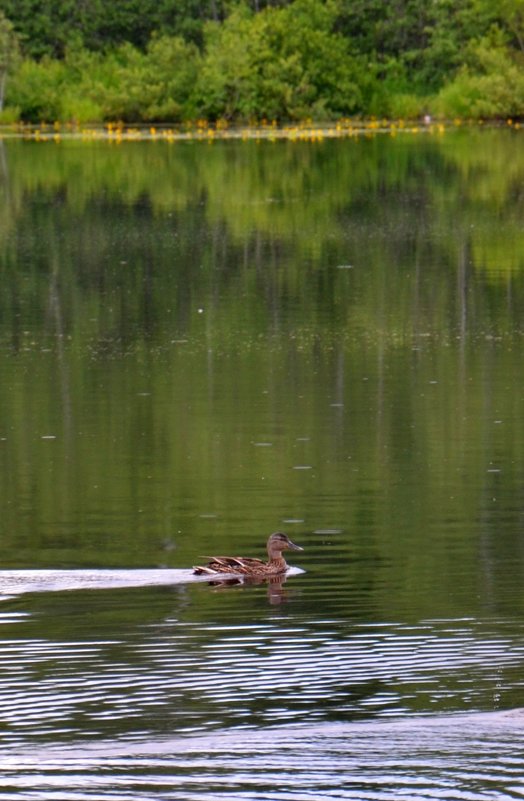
436,33,524,117
1,0,524,121
335,0,498,91
0,10,19,112
195,0,367,120
81,36,200,122
7,36,200,122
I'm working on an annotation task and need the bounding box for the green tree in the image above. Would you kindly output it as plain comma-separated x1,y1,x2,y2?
0,11,19,111
496,0,524,52
7,56,66,120
435,32,524,118
88,36,200,121
196,0,367,121
335,0,497,92
0,0,229,56
0,0,79,58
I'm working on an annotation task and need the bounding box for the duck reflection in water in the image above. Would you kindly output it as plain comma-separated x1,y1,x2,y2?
203,573,293,605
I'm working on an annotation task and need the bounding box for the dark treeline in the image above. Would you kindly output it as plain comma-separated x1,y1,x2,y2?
0,0,524,123
1,0,337,55
0,0,230,56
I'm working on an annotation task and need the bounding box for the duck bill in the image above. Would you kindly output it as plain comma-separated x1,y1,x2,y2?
287,539,304,551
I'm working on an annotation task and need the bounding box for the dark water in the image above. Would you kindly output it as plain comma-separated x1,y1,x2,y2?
0,130,524,798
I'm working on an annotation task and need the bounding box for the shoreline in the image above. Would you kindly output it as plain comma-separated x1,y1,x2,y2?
0,117,520,143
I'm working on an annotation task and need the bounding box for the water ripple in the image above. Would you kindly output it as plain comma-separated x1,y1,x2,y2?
0,712,523,800
0,616,521,746
0,574,522,797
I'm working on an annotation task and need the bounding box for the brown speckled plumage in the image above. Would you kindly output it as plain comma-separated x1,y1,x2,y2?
193,532,303,577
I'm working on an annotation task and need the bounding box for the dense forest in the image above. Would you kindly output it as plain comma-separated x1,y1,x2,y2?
0,0,523,123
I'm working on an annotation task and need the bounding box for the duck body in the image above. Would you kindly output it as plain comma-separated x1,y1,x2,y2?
193,532,303,577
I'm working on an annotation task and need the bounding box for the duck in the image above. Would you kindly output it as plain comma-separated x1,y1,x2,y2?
193,531,303,577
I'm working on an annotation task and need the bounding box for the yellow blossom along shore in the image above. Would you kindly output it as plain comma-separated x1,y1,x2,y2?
0,118,521,144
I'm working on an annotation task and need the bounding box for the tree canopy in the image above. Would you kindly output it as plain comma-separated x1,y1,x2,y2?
0,0,524,122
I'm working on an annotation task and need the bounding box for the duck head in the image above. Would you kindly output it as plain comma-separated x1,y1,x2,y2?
267,531,304,560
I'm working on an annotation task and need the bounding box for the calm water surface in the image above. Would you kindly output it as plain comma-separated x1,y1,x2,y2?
0,129,524,798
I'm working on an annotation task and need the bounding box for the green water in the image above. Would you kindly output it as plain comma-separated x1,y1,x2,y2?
0,130,524,797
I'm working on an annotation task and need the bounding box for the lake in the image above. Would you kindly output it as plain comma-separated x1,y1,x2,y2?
0,127,524,798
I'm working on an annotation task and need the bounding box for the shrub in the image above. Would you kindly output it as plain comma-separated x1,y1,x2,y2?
7,58,66,121
435,36,524,118
195,0,368,121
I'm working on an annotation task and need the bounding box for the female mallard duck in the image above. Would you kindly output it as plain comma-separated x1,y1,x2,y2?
193,532,303,577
